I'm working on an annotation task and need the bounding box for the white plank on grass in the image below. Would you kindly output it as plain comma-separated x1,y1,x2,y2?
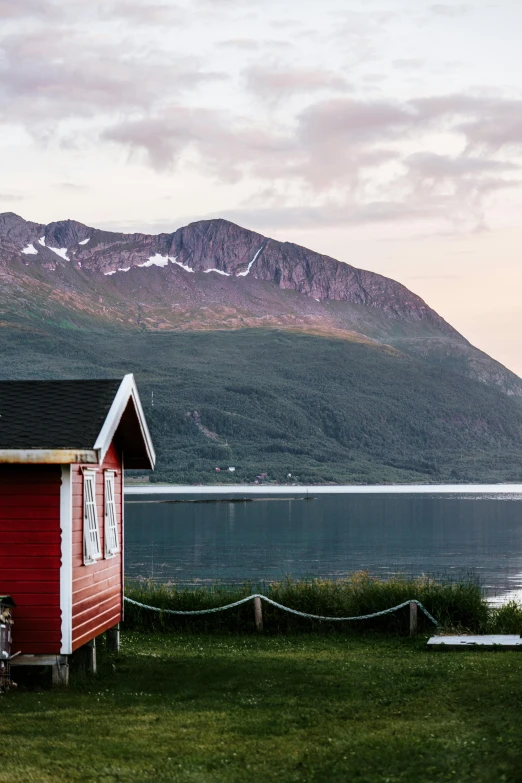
428,635,522,648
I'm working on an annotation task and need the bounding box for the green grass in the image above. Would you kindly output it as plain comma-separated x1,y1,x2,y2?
2,632,522,782
124,575,522,635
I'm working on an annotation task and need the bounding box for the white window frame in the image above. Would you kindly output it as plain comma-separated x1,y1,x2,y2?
104,471,119,557
83,469,101,565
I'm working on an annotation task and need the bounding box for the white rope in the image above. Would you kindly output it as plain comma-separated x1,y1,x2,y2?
124,594,255,616
124,594,438,625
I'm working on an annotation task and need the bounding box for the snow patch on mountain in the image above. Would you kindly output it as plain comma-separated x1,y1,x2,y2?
237,246,263,277
104,266,132,276
204,268,230,276
38,237,45,246
172,259,194,273
21,244,38,255
79,238,90,245
48,247,69,261
139,253,171,268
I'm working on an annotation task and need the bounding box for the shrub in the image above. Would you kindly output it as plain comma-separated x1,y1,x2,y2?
123,572,496,635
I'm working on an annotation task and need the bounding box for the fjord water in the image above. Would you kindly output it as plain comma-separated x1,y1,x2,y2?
124,487,522,602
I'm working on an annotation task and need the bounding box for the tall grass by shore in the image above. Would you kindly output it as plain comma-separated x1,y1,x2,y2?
124,573,522,634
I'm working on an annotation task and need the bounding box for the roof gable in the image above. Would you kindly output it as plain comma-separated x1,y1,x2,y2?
94,374,155,469
0,375,155,469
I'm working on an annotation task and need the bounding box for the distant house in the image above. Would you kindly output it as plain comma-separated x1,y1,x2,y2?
0,375,155,681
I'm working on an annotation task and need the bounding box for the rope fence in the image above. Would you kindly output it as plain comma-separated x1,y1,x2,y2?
124,594,438,633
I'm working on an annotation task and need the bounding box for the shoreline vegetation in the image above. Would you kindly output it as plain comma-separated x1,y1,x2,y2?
125,574,522,635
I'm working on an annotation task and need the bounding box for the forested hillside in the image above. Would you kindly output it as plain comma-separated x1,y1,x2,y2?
1,325,521,484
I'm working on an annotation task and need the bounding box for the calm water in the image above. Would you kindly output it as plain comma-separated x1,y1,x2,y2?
124,488,522,601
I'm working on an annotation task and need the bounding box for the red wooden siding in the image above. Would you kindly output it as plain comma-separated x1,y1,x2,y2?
71,443,123,651
0,466,61,655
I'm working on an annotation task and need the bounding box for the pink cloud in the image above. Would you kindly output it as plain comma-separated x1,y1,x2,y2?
0,28,226,125
0,0,55,19
245,66,350,101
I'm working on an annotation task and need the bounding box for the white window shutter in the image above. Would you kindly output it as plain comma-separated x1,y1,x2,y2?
104,472,119,556
83,471,101,564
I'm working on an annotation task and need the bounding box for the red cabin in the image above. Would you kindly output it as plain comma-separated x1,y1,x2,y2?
0,375,155,681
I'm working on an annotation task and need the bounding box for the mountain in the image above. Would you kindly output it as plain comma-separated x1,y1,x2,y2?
1,211,522,484
2,211,521,397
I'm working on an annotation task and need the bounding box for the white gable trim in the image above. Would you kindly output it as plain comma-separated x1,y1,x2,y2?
121,452,125,620
60,465,73,655
93,373,156,468
0,449,97,464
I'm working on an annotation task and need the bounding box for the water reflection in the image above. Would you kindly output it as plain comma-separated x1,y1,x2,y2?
124,493,522,600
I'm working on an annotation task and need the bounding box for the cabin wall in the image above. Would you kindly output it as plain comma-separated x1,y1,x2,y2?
71,443,123,651
0,465,62,655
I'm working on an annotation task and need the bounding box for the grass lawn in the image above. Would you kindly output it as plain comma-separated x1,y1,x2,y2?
1,632,522,783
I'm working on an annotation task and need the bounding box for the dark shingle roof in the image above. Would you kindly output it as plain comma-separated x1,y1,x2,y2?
0,379,123,449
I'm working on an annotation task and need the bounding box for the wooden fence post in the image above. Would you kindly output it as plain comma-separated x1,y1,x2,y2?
254,596,263,632
409,602,418,636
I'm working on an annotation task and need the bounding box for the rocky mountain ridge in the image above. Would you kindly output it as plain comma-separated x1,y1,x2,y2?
1,211,521,399
0,212,455,329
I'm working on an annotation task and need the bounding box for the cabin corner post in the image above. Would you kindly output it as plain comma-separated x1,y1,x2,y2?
106,623,120,653
51,659,70,687
60,465,73,655
121,451,125,623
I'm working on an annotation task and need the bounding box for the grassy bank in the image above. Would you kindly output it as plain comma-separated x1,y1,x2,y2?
2,632,522,783
125,574,522,634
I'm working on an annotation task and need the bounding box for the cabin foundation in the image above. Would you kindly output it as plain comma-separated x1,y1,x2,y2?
75,638,97,674
52,659,70,687
10,654,70,688
106,623,120,654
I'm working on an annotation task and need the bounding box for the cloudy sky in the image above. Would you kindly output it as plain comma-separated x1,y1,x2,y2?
1,0,522,374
